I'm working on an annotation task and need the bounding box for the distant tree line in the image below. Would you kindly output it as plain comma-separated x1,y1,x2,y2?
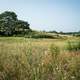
48,30,80,36
0,11,31,36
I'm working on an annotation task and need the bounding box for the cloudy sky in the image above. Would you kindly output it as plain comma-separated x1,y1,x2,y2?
0,0,80,32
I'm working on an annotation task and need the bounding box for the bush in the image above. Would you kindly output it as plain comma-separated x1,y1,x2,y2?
66,41,80,51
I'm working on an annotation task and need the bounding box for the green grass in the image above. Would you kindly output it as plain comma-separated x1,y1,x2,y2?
0,37,80,80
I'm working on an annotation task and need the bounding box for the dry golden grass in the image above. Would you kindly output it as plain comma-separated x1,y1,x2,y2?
0,37,80,80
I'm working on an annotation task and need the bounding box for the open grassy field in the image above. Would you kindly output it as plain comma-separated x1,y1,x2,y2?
0,37,80,80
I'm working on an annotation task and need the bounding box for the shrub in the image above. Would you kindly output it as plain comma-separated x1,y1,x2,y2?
66,41,80,51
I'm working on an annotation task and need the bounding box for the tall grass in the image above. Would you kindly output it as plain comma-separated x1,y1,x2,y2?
0,38,80,80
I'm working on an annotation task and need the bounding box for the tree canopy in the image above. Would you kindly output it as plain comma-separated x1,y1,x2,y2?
0,11,30,36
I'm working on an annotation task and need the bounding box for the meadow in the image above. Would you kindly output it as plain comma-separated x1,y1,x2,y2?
0,37,80,80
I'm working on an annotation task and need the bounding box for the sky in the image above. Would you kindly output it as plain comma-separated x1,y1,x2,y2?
0,0,80,32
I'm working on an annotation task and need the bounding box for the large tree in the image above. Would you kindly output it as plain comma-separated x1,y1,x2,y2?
0,11,30,36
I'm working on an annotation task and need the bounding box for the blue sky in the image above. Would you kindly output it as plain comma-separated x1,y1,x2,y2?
0,0,80,32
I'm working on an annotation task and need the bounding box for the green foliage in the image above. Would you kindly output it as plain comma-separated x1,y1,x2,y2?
66,41,80,51
25,30,61,39
0,16,16,36
30,34,56,39
0,11,17,20
0,11,30,36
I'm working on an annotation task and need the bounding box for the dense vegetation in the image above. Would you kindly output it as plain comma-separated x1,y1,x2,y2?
0,11,30,36
48,31,80,37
